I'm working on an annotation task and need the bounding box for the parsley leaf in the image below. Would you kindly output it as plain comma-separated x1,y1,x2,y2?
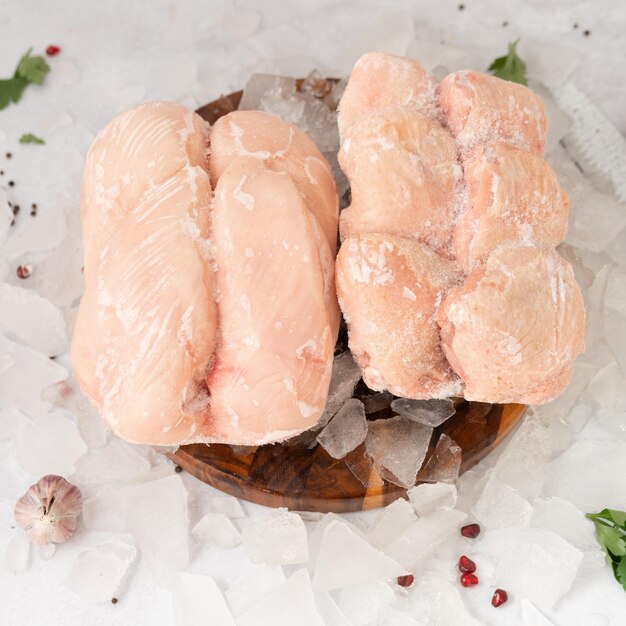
0,48,50,111
587,508,626,592
19,133,45,145
488,40,528,86
16,49,50,85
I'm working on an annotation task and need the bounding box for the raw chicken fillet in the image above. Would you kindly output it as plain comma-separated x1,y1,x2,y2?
72,103,339,445
438,246,585,404
336,52,584,404
336,234,462,398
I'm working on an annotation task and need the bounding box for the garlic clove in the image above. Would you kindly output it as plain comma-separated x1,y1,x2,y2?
14,475,83,545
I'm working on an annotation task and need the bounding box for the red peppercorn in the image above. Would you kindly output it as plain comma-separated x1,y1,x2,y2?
458,555,476,573
397,574,415,588
16,264,32,279
492,588,508,607
461,523,481,538
460,572,478,587
46,45,61,56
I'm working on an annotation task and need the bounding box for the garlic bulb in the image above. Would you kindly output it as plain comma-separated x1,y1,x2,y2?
14,475,83,545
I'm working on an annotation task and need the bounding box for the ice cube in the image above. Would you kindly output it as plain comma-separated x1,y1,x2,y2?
225,565,285,616
317,398,367,459
302,70,332,99
237,569,324,626
315,590,352,626
0,406,24,441
530,81,573,154
313,520,407,591
475,528,582,610
239,74,298,111
15,410,87,476
186,485,246,528
586,362,626,441
544,440,626,510
324,78,347,112
66,540,137,603
30,212,84,308
5,533,30,572
192,513,241,549
0,283,67,356
205,495,246,518
169,573,235,626
361,391,393,415
382,509,467,569
300,95,339,153
472,474,533,529
0,334,67,415
337,580,395,626
242,508,308,565
404,573,482,625
604,314,626,379
391,398,455,427
418,433,462,483
530,497,596,551
82,485,129,533
367,498,416,548
261,92,305,125
41,379,111,448
38,543,56,560
317,352,362,429
491,414,550,499
343,445,380,488
366,417,433,488
126,474,189,580
72,438,151,484
517,599,555,625
559,160,626,253
308,513,369,571
408,483,457,516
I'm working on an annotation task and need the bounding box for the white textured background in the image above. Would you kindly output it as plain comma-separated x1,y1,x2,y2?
1,1,626,625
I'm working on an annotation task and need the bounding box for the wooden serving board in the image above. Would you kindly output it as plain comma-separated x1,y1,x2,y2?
167,82,528,513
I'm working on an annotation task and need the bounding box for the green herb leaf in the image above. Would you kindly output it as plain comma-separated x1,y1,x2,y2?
19,133,45,145
616,557,626,590
16,50,50,85
587,508,626,592
0,48,50,111
596,524,626,557
608,510,626,526
0,77,28,110
487,40,528,86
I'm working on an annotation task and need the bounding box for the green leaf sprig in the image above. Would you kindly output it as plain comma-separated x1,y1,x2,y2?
0,48,51,111
19,133,45,145
487,40,528,86
586,508,626,591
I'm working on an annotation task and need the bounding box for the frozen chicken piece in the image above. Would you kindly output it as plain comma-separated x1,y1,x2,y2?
209,110,339,252
336,233,463,399
339,109,460,256
338,52,438,136
208,157,334,443
437,71,547,155
455,143,569,272
80,102,209,274
438,246,585,404
73,167,217,445
73,102,339,446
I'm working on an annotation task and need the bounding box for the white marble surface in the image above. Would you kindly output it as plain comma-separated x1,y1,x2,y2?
1,1,626,625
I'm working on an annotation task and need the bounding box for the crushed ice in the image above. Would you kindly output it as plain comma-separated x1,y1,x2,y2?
1,54,624,624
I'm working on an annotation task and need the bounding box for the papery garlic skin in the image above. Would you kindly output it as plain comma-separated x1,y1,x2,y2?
14,475,83,545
